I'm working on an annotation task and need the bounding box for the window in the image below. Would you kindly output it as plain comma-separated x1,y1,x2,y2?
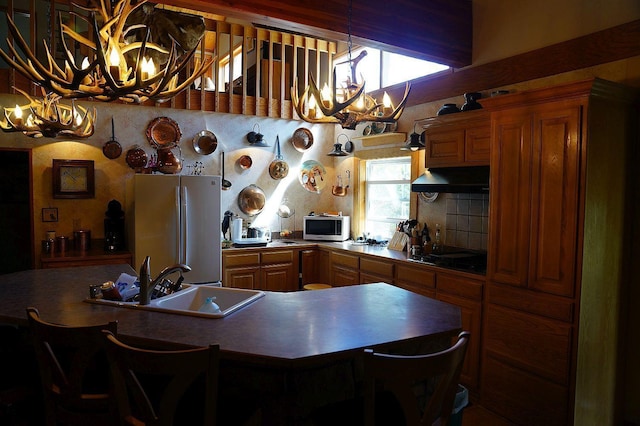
333,47,449,92
364,157,411,240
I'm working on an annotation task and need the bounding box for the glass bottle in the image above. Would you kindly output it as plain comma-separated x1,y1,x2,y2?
432,224,443,254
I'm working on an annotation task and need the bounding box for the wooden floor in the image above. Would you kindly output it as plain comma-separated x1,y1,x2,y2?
462,402,516,426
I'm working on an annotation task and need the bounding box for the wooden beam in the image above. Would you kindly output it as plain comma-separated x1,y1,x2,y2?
376,19,640,108
158,0,472,68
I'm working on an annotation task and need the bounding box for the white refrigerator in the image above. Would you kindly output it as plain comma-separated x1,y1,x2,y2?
126,174,222,284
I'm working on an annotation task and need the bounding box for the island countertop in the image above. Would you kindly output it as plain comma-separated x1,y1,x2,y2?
0,264,461,368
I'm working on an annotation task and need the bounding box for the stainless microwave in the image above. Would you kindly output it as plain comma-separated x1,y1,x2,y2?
303,215,350,241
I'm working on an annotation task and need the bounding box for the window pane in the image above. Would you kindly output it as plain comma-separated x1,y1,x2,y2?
381,52,449,87
364,157,411,240
334,47,380,91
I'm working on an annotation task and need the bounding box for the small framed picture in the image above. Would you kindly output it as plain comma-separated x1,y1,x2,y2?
42,208,59,222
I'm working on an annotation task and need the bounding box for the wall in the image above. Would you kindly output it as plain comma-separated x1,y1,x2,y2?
0,95,343,260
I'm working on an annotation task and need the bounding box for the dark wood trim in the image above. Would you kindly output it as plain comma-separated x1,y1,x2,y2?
160,0,473,68
378,19,640,107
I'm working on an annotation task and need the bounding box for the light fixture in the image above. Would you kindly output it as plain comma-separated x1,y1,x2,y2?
0,0,212,104
1,88,95,138
291,0,410,129
401,128,426,151
327,134,351,156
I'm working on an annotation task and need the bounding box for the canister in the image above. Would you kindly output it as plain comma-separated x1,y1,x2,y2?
74,229,91,251
56,236,69,253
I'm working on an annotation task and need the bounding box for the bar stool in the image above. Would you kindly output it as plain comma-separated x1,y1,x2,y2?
303,283,332,290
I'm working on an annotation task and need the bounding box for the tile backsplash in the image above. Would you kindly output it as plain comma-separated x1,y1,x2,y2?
445,193,489,251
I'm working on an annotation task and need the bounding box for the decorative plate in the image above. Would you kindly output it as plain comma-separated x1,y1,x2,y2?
298,160,327,193
292,128,314,152
146,117,182,149
419,192,439,203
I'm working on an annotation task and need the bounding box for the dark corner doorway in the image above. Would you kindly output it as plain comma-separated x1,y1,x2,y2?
0,149,33,274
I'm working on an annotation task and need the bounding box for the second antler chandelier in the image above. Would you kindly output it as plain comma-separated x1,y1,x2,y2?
0,0,213,104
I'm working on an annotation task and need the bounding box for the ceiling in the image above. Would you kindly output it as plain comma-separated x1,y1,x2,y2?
160,0,473,68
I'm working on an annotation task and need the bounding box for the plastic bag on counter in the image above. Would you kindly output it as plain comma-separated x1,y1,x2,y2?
115,273,140,301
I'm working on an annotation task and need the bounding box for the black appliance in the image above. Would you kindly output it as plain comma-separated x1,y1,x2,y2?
409,248,487,274
104,200,125,251
411,166,490,193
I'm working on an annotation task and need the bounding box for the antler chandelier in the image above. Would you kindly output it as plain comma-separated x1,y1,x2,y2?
1,88,95,138
291,0,410,130
0,0,212,104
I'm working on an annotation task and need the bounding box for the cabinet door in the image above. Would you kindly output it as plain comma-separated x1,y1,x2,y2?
395,263,436,298
437,273,483,393
425,129,465,167
224,266,260,289
465,126,491,164
300,249,318,286
528,105,581,297
331,265,359,287
261,263,296,291
488,109,532,288
317,250,331,285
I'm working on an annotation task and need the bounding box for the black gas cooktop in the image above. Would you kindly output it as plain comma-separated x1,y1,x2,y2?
408,248,487,275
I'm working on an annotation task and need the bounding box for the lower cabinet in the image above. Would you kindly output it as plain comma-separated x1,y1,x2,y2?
330,251,360,286
359,257,394,284
222,249,297,291
436,273,483,395
395,263,436,298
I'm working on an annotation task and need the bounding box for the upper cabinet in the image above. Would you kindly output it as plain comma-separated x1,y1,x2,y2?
418,110,491,168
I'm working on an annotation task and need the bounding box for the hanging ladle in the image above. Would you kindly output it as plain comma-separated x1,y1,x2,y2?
221,151,231,190
332,170,350,197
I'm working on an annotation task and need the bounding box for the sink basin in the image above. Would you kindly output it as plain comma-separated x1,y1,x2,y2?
85,285,265,318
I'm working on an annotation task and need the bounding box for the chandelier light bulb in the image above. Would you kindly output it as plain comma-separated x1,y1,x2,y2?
81,57,90,70
321,83,331,106
14,105,22,119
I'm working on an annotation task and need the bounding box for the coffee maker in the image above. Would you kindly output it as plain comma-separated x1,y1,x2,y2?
104,200,125,251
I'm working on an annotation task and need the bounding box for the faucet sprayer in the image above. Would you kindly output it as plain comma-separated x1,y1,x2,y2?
138,256,191,305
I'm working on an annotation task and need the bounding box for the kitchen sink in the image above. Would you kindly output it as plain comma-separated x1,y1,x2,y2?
85,285,265,318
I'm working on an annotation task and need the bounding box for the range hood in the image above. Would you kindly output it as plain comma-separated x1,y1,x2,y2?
411,166,490,193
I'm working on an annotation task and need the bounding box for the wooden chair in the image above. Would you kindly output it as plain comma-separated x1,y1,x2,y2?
26,306,117,426
102,330,219,426
363,331,470,426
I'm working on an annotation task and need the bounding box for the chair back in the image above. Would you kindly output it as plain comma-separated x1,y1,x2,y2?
102,330,219,426
26,306,117,426
363,331,470,426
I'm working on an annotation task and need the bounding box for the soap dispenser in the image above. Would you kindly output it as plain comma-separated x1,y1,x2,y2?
199,297,221,313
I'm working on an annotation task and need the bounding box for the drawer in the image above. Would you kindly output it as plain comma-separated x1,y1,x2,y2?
360,257,394,278
437,273,483,301
395,263,436,288
223,252,260,267
261,250,294,265
331,251,359,269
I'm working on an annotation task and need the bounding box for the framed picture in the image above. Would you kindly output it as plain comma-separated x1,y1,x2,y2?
42,208,58,222
52,159,95,199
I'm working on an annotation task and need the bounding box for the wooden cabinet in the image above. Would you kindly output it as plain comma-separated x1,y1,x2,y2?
481,79,638,425
420,110,490,168
223,249,296,291
359,257,394,284
223,252,260,289
299,249,318,286
330,251,359,286
436,273,483,394
394,263,436,298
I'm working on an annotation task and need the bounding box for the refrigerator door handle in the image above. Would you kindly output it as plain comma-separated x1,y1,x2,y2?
180,185,188,264
174,185,182,262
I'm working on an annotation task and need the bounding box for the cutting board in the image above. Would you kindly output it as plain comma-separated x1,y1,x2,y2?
388,231,409,251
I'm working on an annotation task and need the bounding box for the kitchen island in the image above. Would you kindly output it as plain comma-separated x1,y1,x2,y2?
0,264,462,424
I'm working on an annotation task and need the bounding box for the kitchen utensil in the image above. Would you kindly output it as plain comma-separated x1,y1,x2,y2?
237,185,265,216
146,117,181,149
156,146,182,174
125,146,148,170
221,151,231,190
332,170,350,197
102,117,122,159
269,135,289,179
291,128,313,152
192,130,217,155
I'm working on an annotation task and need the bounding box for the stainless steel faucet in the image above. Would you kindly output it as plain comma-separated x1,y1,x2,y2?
138,256,191,305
